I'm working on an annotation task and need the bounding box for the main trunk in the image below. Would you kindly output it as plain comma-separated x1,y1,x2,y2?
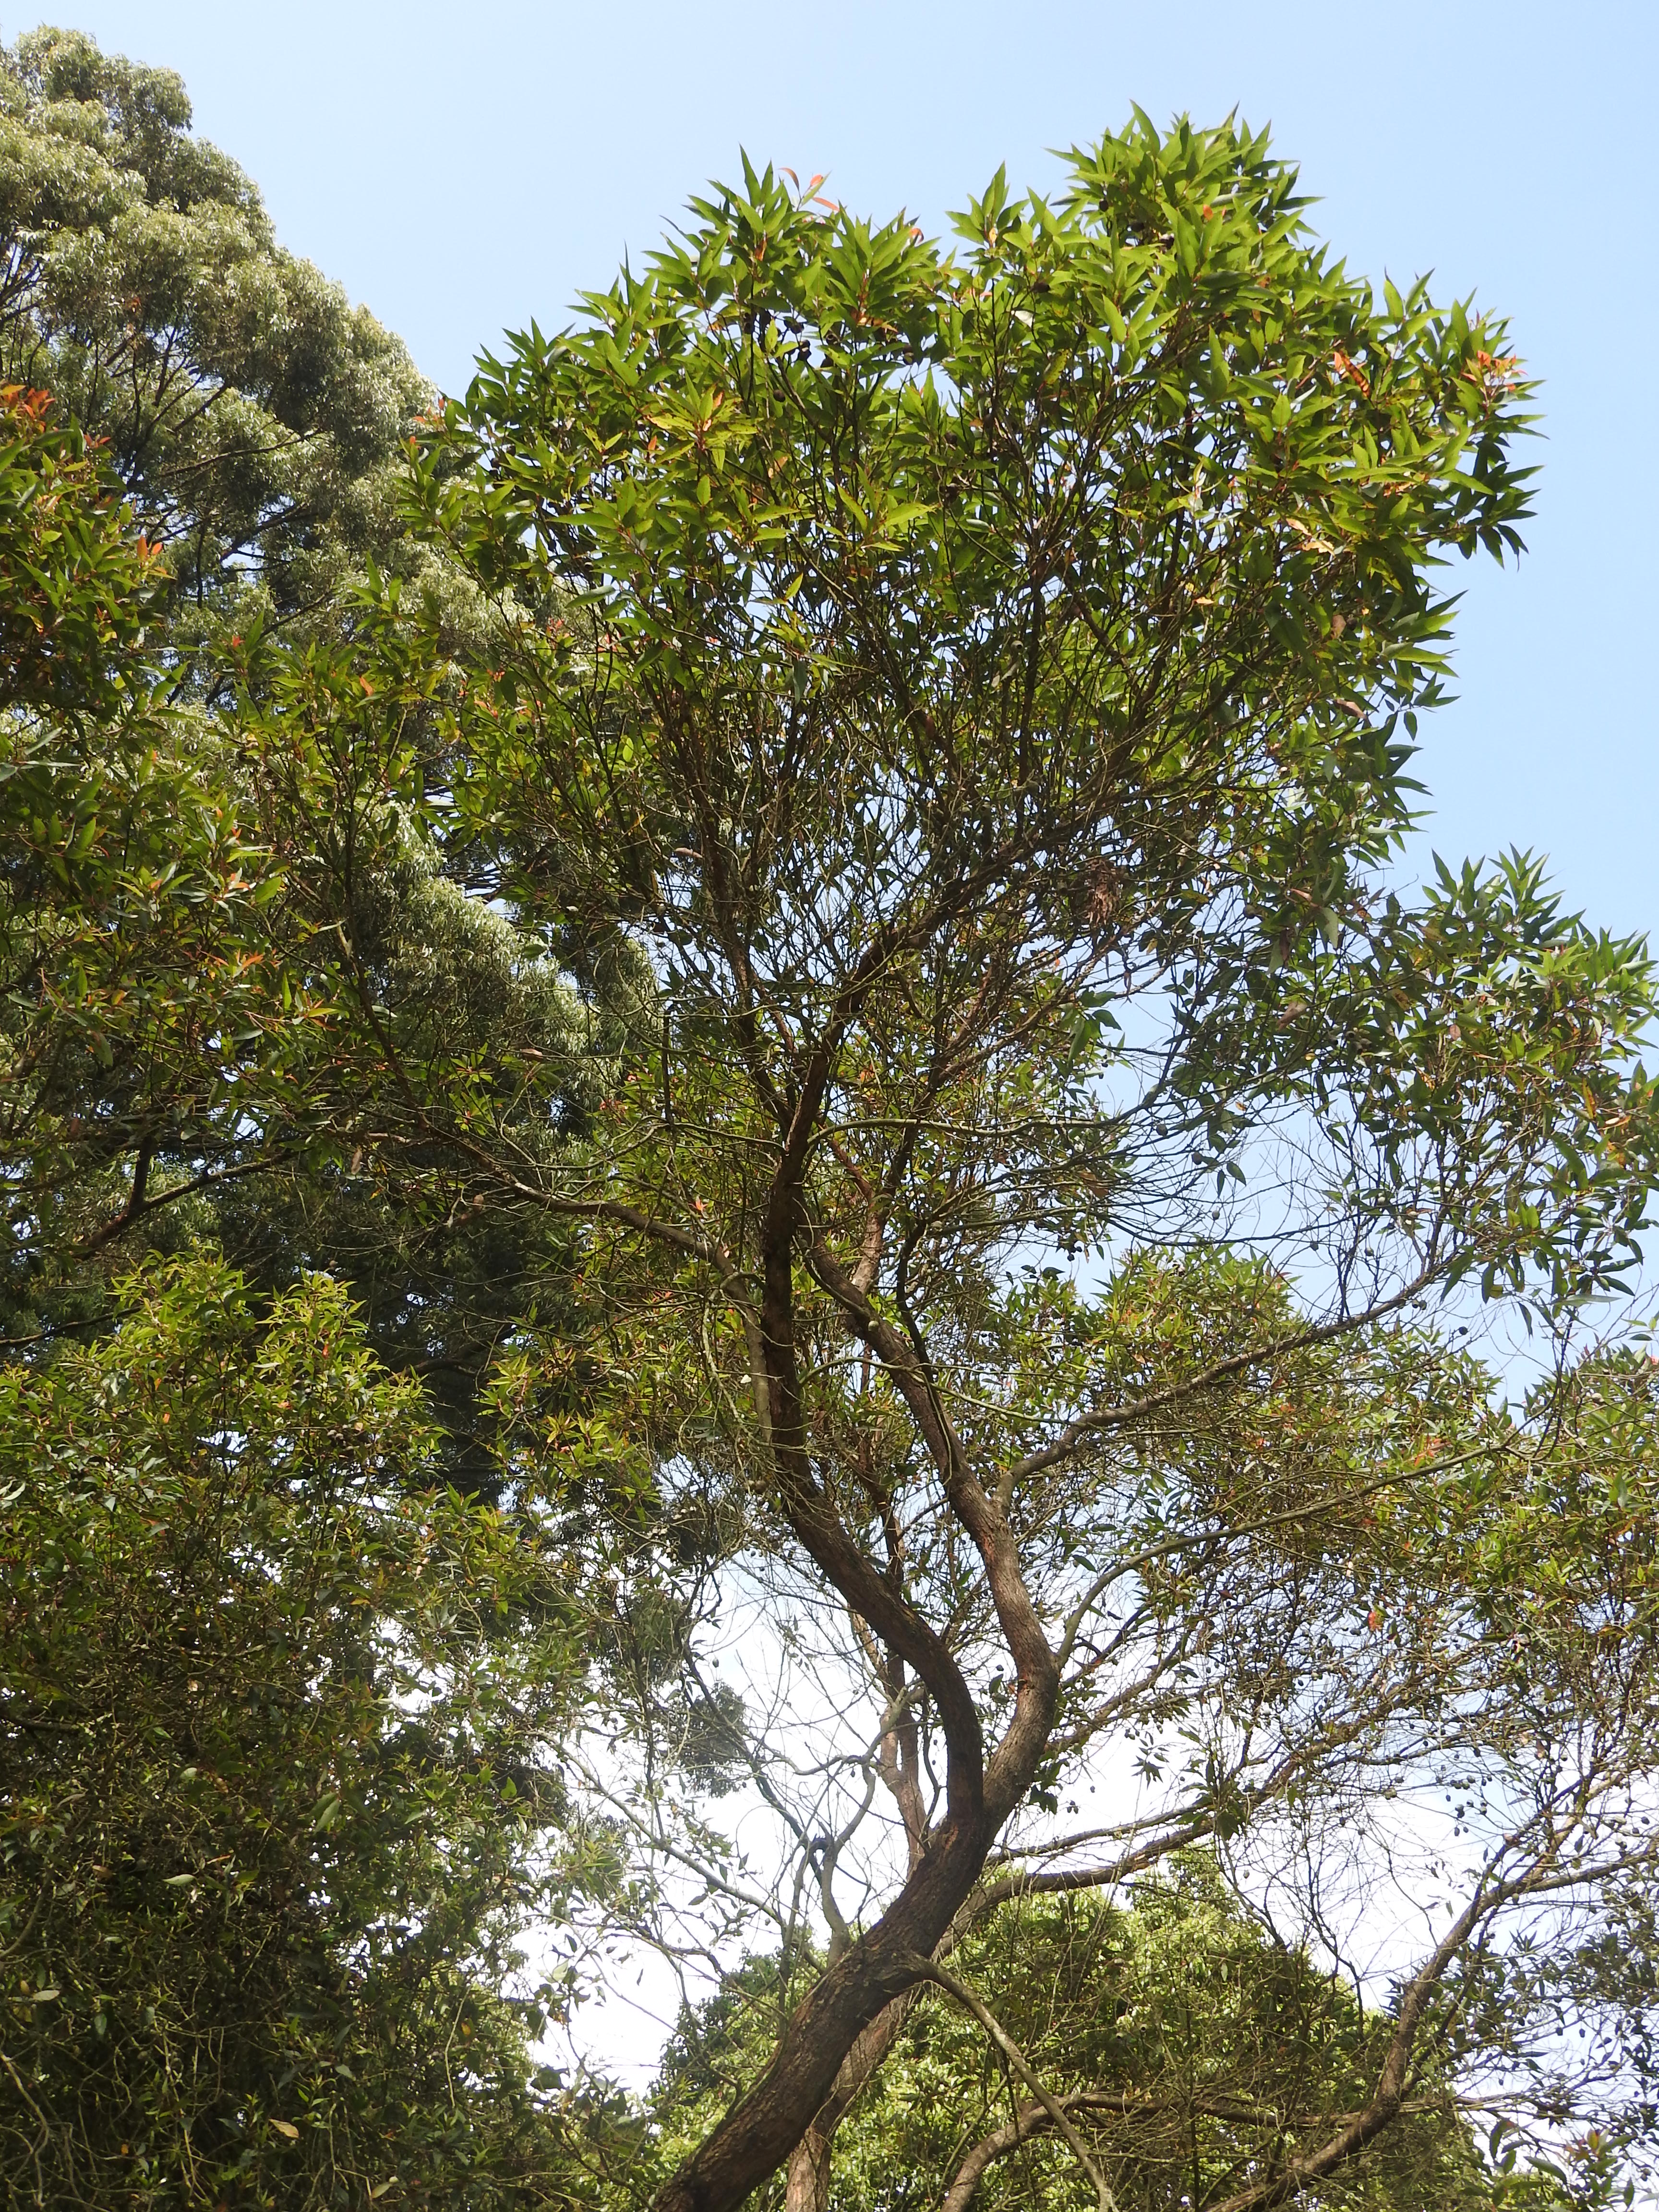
651,1808,998,2212
652,1076,1060,2212
781,1991,918,2212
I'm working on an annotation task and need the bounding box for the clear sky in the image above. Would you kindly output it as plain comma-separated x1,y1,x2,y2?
35,0,1658,944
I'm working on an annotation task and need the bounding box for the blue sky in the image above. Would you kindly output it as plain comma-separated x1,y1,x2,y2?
41,0,1658,942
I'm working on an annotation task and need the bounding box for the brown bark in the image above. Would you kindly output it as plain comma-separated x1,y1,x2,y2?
655,1811,1014,2212
941,2104,1039,2212
781,1995,917,2212
780,1606,932,2212
651,1113,1062,2212
782,2128,830,2212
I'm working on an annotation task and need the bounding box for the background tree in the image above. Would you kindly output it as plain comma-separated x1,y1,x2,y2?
0,24,431,676
0,39,715,2207
643,1862,1576,2212
0,1256,617,2210
399,122,1659,2211
0,373,692,2205
0,442,641,1478
0,371,281,1343
0,21,634,1476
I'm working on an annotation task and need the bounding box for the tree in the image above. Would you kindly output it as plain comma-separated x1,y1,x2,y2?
645,1861,1574,2212
6,85,1658,2211
0,25,430,674
0,1255,613,2209
0,322,629,1490
0,19,434,1341
0,43,690,2205
0,19,644,1456
388,120,1659,2211
0,371,283,1342
0,374,675,2204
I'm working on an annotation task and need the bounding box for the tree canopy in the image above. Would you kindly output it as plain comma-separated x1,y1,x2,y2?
2,54,1658,2212
1,1259,605,2209
403,125,1659,2212
0,25,429,672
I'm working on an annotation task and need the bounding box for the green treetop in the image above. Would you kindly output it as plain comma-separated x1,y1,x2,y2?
0,25,430,672
398,122,1659,2212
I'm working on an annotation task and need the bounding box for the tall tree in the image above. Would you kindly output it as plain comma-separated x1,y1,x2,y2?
6,78,1658,2209
395,122,1659,2210
0,359,680,2207
0,371,280,1341
0,96,627,1478
0,23,645,1466
0,24,431,674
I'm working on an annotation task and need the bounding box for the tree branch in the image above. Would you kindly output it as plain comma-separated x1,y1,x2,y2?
914,1955,1118,2212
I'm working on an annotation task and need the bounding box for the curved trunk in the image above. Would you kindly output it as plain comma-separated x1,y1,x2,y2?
653,1050,1062,2212
651,1807,999,2212
781,1992,918,2212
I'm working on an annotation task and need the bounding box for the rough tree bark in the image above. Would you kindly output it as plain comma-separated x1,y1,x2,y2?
651,1066,1064,2212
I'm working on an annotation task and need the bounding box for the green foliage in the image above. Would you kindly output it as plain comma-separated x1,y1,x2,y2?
0,26,430,669
196,605,655,1488
395,123,1659,2212
0,392,632,1488
0,379,160,709
0,1258,606,2208
2,79,1656,2212
647,1867,1563,2212
424,119,1531,935
409,120,1656,1322
0,36,696,2203
0,375,284,1343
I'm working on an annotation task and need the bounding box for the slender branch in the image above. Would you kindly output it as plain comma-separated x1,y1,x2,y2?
939,2087,1455,2212
912,1955,1118,2212
1055,1435,1507,1671
1203,1837,1659,2212
1004,1266,1439,1489
808,1235,1061,1825
78,1147,290,1256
